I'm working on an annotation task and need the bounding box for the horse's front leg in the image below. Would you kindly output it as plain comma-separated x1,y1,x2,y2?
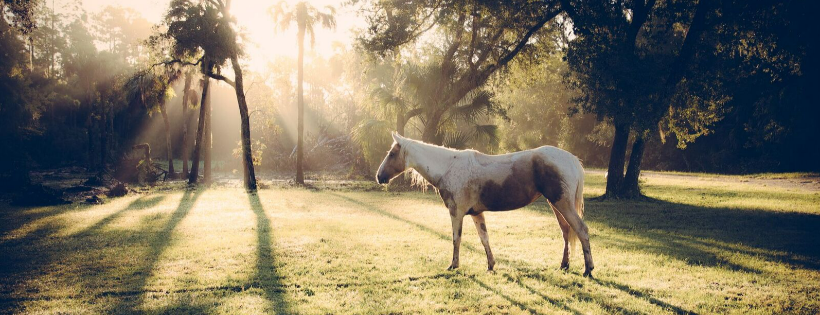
448,209,464,270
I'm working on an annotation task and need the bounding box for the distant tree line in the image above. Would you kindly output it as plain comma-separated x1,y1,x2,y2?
357,0,818,197
1,0,816,197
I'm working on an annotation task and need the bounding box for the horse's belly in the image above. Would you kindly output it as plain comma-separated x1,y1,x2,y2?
478,179,540,211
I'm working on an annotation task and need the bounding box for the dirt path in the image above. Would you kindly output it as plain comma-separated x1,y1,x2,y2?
585,169,820,192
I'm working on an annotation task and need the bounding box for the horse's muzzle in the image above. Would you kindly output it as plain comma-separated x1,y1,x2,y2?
376,174,388,184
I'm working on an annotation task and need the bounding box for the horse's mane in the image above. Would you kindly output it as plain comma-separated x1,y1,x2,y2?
400,137,457,191
401,137,461,153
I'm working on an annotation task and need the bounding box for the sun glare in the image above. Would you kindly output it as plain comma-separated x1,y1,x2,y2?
77,0,359,73
231,0,359,72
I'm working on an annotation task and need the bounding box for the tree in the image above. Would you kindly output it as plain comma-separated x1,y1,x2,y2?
125,66,179,177
562,0,720,198
179,70,198,177
359,0,561,144
562,0,808,197
365,56,420,137
0,1,40,188
269,0,336,185
189,75,210,183
161,0,258,190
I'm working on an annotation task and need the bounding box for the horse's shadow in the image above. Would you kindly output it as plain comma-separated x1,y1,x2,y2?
328,191,820,315
326,192,651,315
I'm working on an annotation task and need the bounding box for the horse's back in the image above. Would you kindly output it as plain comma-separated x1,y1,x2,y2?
470,146,582,177
467,146,583,209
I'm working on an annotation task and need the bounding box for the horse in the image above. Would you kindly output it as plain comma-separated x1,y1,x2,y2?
376,132,594,277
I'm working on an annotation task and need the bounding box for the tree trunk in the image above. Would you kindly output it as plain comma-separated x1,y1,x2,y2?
605,121,631,197
620,132,647,198
28,36,33,73
421,110,444,145
396,108,406,136
99,103,107,170
87,118,95,170
203,84,212,182
296,28,305,184
181,73,192,177
189,77,210,184
108,103,114,160
229,55,258,191
160,103,174,177
133,143,151,164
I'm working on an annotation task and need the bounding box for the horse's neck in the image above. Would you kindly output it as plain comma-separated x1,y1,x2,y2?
405,142,454,186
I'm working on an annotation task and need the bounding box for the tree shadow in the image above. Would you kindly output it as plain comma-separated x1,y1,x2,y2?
75,195,167,237
583,197,820,271
324,192,670,315
104,187,204,313
246,192,289,313
0,194,175,312
0,195,166,277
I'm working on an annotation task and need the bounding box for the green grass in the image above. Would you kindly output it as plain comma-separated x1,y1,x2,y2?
1,173,818,314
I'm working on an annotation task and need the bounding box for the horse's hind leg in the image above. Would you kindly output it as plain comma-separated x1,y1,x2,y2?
470,212,495,271
551,204,571,270
554,198,594,277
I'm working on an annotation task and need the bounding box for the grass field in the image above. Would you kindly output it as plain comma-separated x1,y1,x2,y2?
1,172,819,314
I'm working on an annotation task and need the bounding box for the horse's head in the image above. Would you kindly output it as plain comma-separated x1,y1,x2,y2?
376,132,407,184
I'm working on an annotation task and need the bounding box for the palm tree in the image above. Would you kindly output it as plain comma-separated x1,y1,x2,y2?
370,60,500,149
269,1,336,184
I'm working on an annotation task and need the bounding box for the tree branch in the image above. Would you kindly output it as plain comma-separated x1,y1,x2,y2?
665,0,713,88
479,6,560,82
559,0,591,37
150,58,202,70
405,107,423,120
446,6,560,108
626,0,657,49
204,71,236,88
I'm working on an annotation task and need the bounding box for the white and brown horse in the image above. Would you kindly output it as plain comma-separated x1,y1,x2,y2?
376,132,594,276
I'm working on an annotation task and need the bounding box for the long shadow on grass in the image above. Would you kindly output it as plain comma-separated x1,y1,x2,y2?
326,192,648,314
0,195,169,312
583,197,820,271
75,195,166,236
105,187,204,313
246,192,289,313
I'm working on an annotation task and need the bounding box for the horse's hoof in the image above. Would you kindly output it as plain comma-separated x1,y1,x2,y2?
583,269,594,278
560,263,569,270
447,265,459,271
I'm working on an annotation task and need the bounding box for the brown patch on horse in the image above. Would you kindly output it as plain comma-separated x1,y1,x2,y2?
478,156,565,210
439,188,456,216
479,161,540,211
480,223,487,233
532,157,564,203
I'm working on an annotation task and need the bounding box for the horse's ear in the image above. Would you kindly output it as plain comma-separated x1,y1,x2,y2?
391,132,402,144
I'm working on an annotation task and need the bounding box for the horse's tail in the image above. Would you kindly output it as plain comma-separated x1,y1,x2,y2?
570,159,585,254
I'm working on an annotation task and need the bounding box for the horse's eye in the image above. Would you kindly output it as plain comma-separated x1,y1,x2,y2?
389,152,395,157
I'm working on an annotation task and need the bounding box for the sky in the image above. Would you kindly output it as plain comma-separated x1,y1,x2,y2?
74,0,364,72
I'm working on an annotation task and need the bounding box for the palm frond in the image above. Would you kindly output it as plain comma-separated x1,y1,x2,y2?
452,90,494,122
443,131,471,149
351,119,391,147
473,124,499,146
